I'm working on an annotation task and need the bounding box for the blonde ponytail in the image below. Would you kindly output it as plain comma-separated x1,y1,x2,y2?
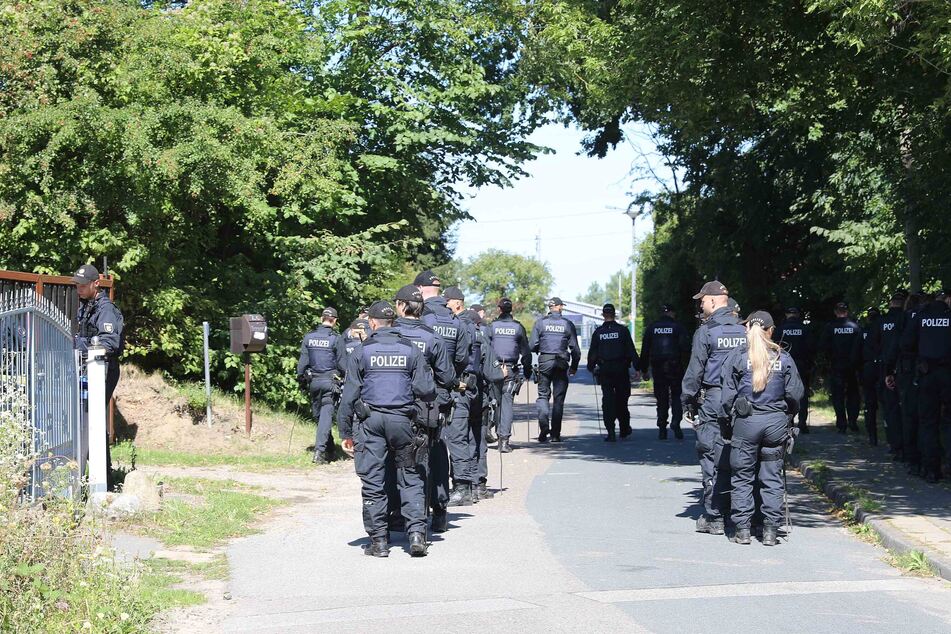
747,323,782,392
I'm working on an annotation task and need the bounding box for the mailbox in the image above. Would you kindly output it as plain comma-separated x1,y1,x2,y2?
230,314,268,354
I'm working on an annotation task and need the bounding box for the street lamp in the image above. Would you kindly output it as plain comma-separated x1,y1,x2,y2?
623,208,638,336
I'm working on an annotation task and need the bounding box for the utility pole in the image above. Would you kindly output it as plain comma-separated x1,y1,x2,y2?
535,229,541,261
623,209,638,335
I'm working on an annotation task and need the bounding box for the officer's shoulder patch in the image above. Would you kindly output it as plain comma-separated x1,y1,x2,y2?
103,323,114,333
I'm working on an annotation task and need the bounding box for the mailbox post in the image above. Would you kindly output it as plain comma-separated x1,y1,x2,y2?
230,314,268,435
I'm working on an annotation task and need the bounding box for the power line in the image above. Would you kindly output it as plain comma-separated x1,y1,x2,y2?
464,209,621,224
458,231,620,245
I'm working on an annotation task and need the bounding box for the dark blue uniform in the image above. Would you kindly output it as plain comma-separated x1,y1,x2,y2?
721,345,803,533
76,290,124,490
458,312,503,491
488,314,532,441
529,312,581,440
297,325,345,458
773,317,813,430
422,297,474,498
337,328,435,539
861,313,882,445
887,304,922,467
640,316,689,433
587,320,638,438
901,299,951,481
879,307,904,454
819,317,863,432
681,306,746,524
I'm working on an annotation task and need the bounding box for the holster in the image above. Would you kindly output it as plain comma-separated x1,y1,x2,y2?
354,399,371,421
733,396,752,418
409,424,429,467
417,400,440,429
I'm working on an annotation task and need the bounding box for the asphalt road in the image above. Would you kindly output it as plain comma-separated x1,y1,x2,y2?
219,369,951,633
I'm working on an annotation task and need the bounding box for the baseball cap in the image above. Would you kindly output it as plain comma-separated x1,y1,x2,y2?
835,301,849,311
785,306,801,316
498,297,513,311
602,303,616,314
727,297,740,312
661,304,674,313
443,286,465,301
72,264,100,285
547,297,564,307
368,301,396,320
471,303,484,313
413,270,441,287
321,307,338,319
742,310,774,329
891,289,909,302
692,280,728,300
464,309,483,325
936,289,950,301
394,284,423,302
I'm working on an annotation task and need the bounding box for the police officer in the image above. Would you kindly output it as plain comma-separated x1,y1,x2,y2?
587,304,638,442
773,307,813,434
880,291,908,459
529,297,581,443
393,285,456,533
73,263,124,490
297,308,345,464
489,298,532,453
861,307,882,446
682,280,745,535
417,272,475,506
901,290,951,483
458,307,503,500
721,311,804,546
342,318,369,358
640,304,689,439
338,301,435,558
819,302,862,434
888,293,925,474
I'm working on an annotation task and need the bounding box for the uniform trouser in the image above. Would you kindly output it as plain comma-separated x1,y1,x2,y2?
445,390,477,484
917,367,951,473
861,362,880,442
730,413,788,529
105,361,120,490
898,371,920,465
881,376,902,452
473,390,489,484
429,416,451,513
497,376,518,438
828,367,860,429
353,411,426,538
599,370,631,434
536,357,569,437
796,370,811,428
651,360,683,429
696,387,730,520
309,375,336,453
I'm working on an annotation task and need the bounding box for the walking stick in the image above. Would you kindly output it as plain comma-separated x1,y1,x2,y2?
594,380,604,438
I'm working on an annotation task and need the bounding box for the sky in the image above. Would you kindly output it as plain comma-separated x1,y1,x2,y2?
451,123,658,302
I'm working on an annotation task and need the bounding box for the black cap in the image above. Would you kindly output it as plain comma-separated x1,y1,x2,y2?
72,264,100,285
443,286,465,301
471,304,484,313
321,307,337,319
936,289,950,301
661,304,674,313
602,303,616,314
351,318,369,330
835,301,849,311
743,310,774,329
547,297,564,307
867,307,881,317
394,284,423,302
464,309,483,325
890,289,909,302
498,297,513,311
413,270,441,287
727,297,740,311
368,301,396,320
785,306,801,316
692,280,728,300
358,306,369,315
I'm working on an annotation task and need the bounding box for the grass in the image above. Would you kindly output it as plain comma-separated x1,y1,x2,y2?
889,550,937,577
841,483,884,514
137,477,279,549
809,388,838,423
170,377,314,428
147,554,230,582
804,459,830,489
112,442,320,471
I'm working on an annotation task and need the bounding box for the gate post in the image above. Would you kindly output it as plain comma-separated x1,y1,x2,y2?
87,343,109,494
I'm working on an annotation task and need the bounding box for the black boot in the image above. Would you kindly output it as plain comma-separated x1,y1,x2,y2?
799,423,810,434
672,424,684,440
605,430,617,442
387,515,406,533
477,482,494,499
312,451,330,465
658,427,668,440
696,516,725,535
620,427,632,439
537,427,550,443
848,420,860,432
432,510,448,533
409,531,428,557
485,426,498,444
762,525,779,546
732,528,751,545
499,437,513,453
364,537,390,558
448,483,473,507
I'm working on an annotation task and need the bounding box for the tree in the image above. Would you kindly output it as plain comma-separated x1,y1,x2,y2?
457,250,553,314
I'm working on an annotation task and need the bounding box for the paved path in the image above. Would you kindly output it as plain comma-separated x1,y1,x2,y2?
200,370,950,633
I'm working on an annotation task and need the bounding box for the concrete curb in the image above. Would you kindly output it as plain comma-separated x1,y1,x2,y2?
790,453,951,582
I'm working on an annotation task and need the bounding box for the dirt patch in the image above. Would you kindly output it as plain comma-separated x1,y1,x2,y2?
113,366,316,458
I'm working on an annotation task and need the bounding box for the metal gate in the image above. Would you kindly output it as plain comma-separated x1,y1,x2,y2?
0,288,83,499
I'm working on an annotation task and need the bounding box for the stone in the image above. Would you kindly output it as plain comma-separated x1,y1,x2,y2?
120,470,162,512
107,493,143,518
